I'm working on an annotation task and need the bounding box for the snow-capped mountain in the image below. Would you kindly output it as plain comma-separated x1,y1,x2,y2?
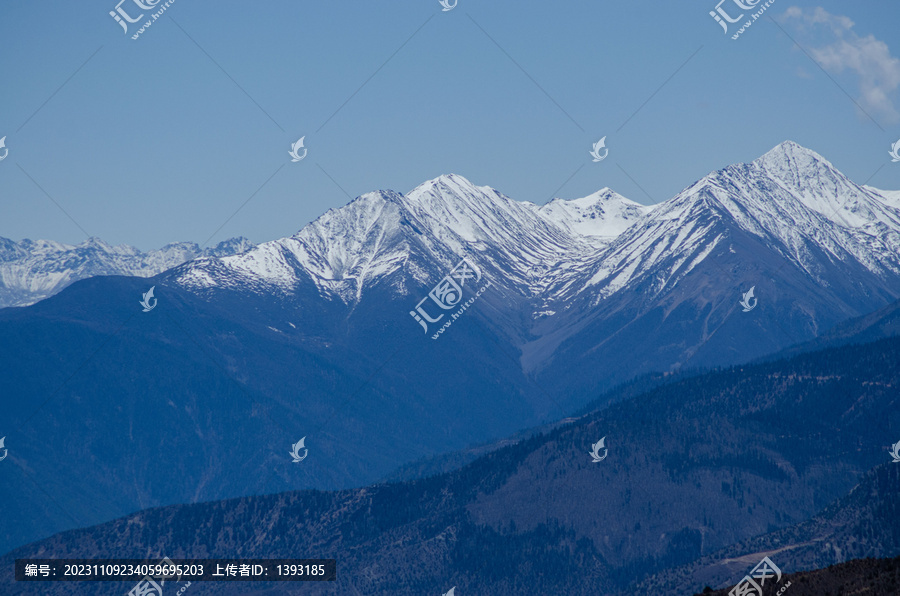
864,185,900,209
536,188,652,246
15,141,898,365
528,141,900,391
0,236,253,308
563,141,900,305
174,174,595,310
163,141,900,395
173,142,900,329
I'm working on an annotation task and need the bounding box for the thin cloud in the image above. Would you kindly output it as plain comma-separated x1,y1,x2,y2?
782,6,900,124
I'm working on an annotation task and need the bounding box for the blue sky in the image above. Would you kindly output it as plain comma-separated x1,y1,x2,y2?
1,0,899,250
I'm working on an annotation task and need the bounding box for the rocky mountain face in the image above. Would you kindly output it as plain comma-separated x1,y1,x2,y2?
2,333,899,595
866,185,900,208
0,236,254,308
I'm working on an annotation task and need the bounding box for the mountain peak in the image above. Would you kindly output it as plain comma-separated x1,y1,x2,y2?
748,140,897,228
407,173,489,201
433,173,470,185
539,188,651,241
756,140,834,172
767,139,812,153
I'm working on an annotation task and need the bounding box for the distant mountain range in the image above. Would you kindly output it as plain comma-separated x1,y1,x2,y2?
2,141,899,557
3,325,898,595
0,236,254,308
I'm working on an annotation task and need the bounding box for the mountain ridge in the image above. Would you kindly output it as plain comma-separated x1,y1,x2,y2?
6,142,899,321
0,235,254,308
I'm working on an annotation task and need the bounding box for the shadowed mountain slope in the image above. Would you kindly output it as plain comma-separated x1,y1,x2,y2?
3,334,899,595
